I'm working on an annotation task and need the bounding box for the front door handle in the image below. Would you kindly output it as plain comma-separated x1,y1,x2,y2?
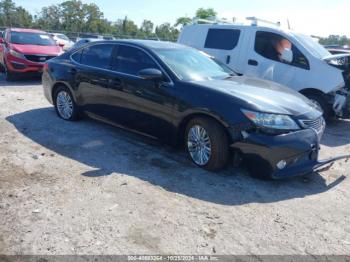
248,59,258,66
108,78,121,88
69,68,77,75
226,55,231,64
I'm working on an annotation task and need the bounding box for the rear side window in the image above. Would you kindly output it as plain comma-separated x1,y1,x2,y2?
204,29,240,50
80,44,114,69
254,31,310,70
114,45,158,75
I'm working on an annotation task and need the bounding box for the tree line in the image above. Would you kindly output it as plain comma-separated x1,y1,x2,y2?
0,0,216,41
0,0,349,44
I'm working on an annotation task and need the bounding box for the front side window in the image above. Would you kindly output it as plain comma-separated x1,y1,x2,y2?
204,29,241,50
71,49,83,63
114,45,158,75
254,31,310,70
10,32,56,46
155,48,233,81
80,44,114,69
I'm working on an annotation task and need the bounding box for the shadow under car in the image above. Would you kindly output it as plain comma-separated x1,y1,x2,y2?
5,107,347,206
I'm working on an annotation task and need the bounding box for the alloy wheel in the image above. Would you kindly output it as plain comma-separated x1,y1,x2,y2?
56,90,74,119
187,125,212,166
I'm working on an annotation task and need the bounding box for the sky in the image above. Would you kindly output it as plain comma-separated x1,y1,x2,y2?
17,0,350,37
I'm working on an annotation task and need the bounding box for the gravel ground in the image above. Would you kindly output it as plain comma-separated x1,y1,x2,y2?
0,74,350,255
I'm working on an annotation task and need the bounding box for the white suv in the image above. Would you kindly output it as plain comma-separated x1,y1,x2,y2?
178,18,350,118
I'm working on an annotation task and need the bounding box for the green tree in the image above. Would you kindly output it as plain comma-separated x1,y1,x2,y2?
0,0,33,27
319,35,350,46
122,16,138,37
83,3,103,33
35,5,61,30
155,23,179,41
59,0,85,32
175,17,192,28
195,8,217,19
140,19,154,35
0,0,16,26
14,6,32,27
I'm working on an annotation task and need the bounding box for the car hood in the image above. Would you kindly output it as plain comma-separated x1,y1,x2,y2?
197,76,320,116
10,43,61,55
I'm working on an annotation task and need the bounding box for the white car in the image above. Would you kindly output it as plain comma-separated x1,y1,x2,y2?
178,18,350,118
50,33,74,51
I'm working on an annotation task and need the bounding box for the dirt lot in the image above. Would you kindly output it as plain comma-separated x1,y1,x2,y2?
0,73,350,255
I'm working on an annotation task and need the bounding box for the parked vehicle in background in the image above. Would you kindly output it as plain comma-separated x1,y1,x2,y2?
325,45,350,55
178,17,350,119
76,34,104,41
0,28,63,80
70,38,102,50
103,35,116,40
50,33,75,51
41,40,349,179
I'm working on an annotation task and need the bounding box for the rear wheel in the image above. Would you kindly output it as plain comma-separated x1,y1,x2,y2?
54,86,79,121
185,117,229,171
304,92,331,119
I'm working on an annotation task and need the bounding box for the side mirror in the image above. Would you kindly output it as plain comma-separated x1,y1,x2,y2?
138,68,163,81
280,48,293,63
58,42,65,47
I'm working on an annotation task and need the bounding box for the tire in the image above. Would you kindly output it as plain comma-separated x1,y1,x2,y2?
185,117,229,171
304,93,331,119
53,86,80,121
4,63,16,81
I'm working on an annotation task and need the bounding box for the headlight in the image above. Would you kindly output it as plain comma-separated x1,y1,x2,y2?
9,49,25,59
242,109,300,130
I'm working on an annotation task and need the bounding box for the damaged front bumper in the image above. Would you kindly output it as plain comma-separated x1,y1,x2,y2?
231,129,350,179
332,88,350,118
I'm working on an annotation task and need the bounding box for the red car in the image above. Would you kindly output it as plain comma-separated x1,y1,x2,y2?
0,28,63,80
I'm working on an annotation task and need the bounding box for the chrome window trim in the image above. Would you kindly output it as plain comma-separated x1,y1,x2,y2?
70,42,174,85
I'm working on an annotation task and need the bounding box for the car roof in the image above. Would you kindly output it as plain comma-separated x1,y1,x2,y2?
88,39,188,50
184,23,293,35
9,28,47,34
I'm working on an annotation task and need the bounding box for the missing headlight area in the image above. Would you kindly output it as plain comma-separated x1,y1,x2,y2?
333,87,350,117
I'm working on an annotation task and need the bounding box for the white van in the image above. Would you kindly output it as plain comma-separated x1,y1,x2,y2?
178,18,350,118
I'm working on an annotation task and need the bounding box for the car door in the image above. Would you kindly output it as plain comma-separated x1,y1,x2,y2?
71,43,116,117
245,30,310,89
108,44,176,141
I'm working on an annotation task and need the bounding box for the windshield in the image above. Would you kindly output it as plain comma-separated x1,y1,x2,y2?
155,48,233,81
293,33,331,59
10,32,56,46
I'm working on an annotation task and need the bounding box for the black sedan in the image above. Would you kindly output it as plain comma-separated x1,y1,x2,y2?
42,40,344,179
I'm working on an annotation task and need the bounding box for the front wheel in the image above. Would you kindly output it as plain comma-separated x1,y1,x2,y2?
4,64,16,81
54,86,80,121
185,117,229,171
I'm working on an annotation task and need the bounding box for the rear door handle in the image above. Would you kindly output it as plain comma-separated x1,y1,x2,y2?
248,59,258,66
